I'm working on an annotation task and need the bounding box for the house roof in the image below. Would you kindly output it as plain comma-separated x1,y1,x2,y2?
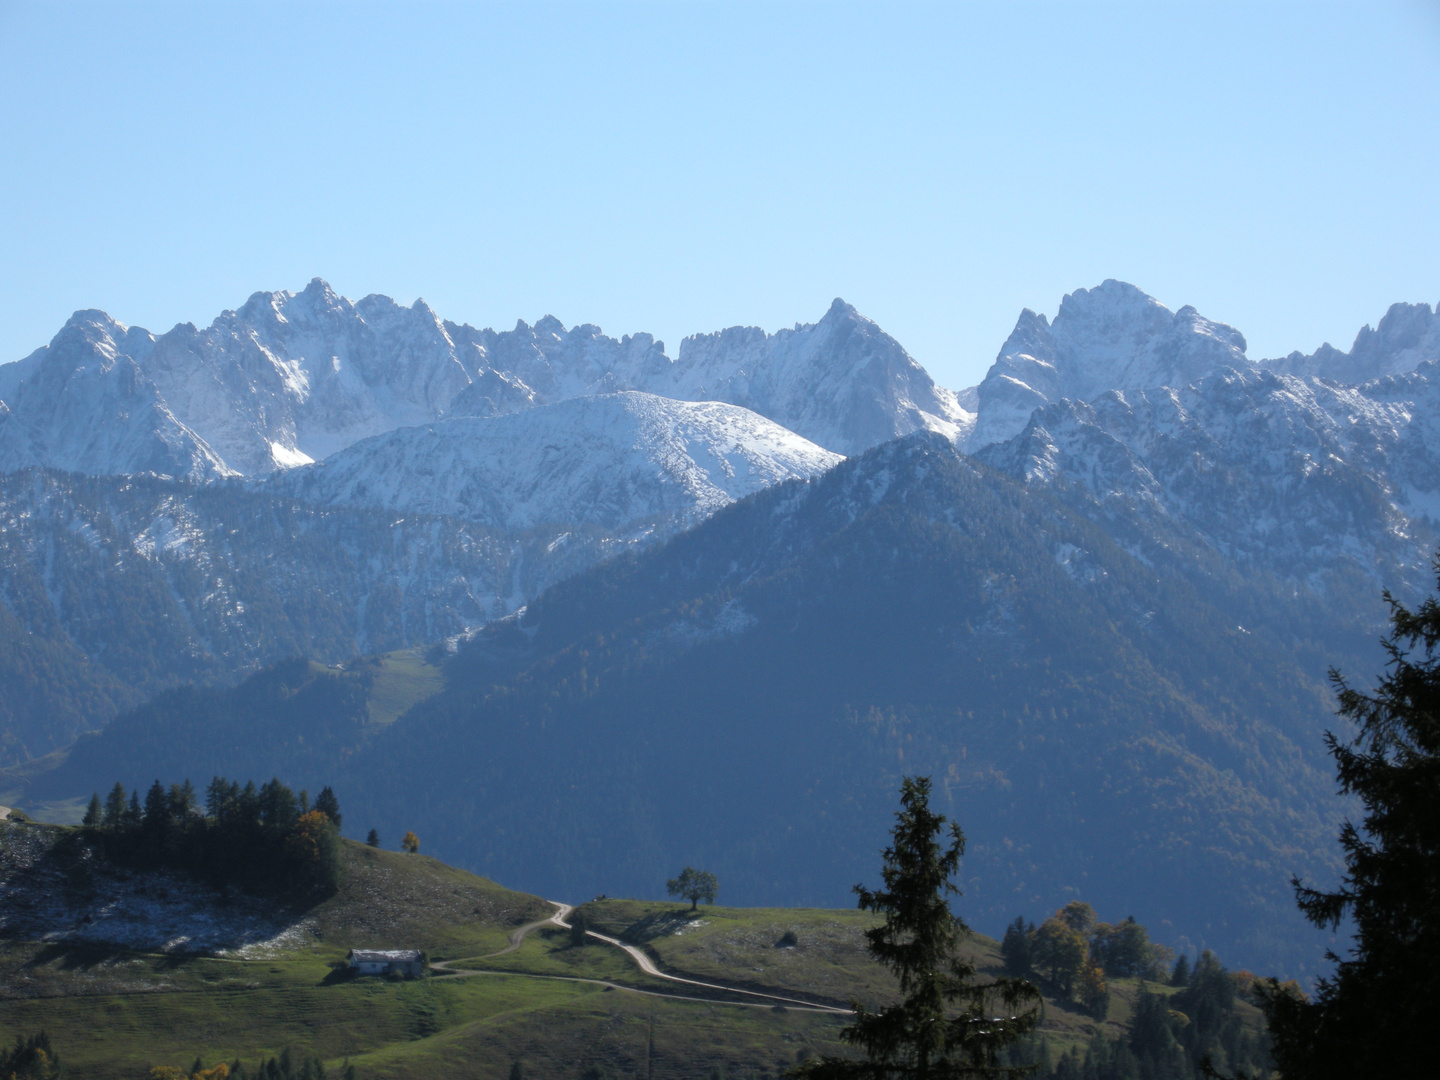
348,949,421,962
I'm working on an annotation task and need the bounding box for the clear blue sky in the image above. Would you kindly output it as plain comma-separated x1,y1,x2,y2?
2,1,1438,391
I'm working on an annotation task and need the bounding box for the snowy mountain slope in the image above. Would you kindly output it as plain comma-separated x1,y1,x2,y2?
1261,299,1440,384
0,312,232,480
267,392,843,535
969,280,1250,449
975,362,1440,592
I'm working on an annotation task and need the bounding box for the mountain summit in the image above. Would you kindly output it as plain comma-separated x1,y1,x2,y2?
968,280,1250,448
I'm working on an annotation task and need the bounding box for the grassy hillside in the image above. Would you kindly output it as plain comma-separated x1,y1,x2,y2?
0,819,1267,1079
0,821,854,1080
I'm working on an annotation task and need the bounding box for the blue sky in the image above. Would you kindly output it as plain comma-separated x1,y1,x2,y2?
1,1,1437,390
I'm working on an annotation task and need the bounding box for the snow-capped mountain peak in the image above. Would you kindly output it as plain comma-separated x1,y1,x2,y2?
0,309,231,480
969,279,1250,448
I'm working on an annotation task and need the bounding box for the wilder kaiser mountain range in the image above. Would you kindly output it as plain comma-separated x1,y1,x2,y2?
2,278,1438,977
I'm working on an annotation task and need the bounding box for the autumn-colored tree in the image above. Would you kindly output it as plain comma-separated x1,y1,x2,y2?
285,810,343,893
1091,916,1156,978
1056,900,1098,936
1076,956,1109,1016
401,830,420,853
1031,915,1087,995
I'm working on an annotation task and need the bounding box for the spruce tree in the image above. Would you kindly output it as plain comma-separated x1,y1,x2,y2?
104,782,127,827
1260,566,1440,1078
314,787,342,828
793,776,1040,1080
999,917,1033,977
1169,954,1190,987
82,793,102,827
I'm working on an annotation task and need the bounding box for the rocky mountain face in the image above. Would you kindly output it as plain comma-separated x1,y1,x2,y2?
4,276,1440,980
1261,301,1440,384
662,298,972,454
0,469,539,762
976,363,1440,596
964,282,1440,602
0,312,232,480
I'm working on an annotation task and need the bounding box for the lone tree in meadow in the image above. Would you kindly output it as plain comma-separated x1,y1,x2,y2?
1258,561,1440,1078
792,776,1041,1080
401,830,420,854
667,866,718,911
366,828,380,848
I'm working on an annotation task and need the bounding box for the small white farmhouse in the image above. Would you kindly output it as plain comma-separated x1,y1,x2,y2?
347,949,423,977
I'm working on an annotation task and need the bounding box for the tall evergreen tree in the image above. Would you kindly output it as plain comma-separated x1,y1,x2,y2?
313,786,342,828
82,792,102,827
1260,565,1440,1078
793,776,1040,1080
999,917,1033,977
104,782,127,827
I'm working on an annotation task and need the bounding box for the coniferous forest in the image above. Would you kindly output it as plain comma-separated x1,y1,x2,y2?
76,776,344,898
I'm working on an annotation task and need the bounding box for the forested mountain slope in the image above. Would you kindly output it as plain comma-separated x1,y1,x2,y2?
328,433,1374,977
0,471,545,762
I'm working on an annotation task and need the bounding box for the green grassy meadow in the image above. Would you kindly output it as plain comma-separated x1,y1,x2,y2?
362,649,447,729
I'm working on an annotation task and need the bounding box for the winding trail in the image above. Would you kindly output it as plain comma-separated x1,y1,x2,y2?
429,901,849,1015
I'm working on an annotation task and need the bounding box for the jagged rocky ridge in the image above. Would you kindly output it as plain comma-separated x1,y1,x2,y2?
0,280,966,476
